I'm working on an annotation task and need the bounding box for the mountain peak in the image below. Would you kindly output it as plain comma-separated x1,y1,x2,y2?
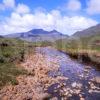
50,30,58,33
28,29,47,33
28,29,62,35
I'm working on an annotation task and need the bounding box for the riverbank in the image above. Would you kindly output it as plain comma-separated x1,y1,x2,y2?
68,51,100,67
56,48,100,69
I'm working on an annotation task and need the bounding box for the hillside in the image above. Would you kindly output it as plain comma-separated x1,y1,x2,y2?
72,24,100,38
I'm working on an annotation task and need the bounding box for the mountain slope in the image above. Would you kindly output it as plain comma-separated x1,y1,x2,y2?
72,24,100,37
4,29,68,42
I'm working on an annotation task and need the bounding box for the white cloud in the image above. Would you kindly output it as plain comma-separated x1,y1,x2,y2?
15,4,30,14
3,0,15,8
0,9,98,35
67,0,81,11
0,0,15,10
0,0,30,14
87,0,100,14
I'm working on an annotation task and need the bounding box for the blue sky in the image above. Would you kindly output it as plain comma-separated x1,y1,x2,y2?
0,0,100,35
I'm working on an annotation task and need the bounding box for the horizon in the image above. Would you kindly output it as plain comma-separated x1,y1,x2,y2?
0,0,100,35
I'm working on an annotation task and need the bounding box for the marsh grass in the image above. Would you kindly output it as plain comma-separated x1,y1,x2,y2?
0,38,28,88
0,63,27,88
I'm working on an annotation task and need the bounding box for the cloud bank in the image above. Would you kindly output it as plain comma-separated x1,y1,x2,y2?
0,0,99,35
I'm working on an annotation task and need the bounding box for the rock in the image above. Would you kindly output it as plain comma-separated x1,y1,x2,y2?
57,84,60,88
93,90,100,93
79,74,84,78
64,91,69,96
23,96,32,100
75,89,81,94
68,93,72,97
84,69,89,73
60,83,66,87
69,90,73,94
54,89,58,93
80,97,85,100
79,94,82,98
88,89,93,93
77,83,82,89
50,97,58,100
62,83,66,86
88,81,91,85
57,76,68,81
63,88,67,92
91,85,96,89
85,66,91,69
41,93,51,100
71,82,77,88
94,76,100,84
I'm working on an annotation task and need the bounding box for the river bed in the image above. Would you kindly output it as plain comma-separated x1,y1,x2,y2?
36,47,100,100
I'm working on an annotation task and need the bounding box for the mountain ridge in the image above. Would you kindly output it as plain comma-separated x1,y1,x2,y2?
4,29,68,42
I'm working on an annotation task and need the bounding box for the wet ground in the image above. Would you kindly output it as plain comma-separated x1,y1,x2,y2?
37,47,100,100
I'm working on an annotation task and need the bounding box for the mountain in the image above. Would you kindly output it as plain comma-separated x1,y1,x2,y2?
72,24,100,38
4,29,68,42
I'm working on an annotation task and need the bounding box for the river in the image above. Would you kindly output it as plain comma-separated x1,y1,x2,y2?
36,47,100,100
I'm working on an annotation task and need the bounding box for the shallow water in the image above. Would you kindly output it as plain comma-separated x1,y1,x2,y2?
36,47,100,100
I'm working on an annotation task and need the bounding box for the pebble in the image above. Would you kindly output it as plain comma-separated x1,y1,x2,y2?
64,91,69,96
71,82,77,88
79,94,82,98
88,89,93,93
76,89,81,94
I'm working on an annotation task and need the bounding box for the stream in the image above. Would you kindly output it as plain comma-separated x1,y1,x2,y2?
36,47,100,100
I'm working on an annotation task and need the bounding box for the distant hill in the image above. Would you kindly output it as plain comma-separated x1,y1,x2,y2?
4,29,68,42
72,24,100,38
0,36,4,38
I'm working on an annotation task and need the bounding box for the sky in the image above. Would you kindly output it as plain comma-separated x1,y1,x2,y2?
0,0,100,35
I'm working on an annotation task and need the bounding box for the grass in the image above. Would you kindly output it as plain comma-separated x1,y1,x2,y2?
54,34,100,53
